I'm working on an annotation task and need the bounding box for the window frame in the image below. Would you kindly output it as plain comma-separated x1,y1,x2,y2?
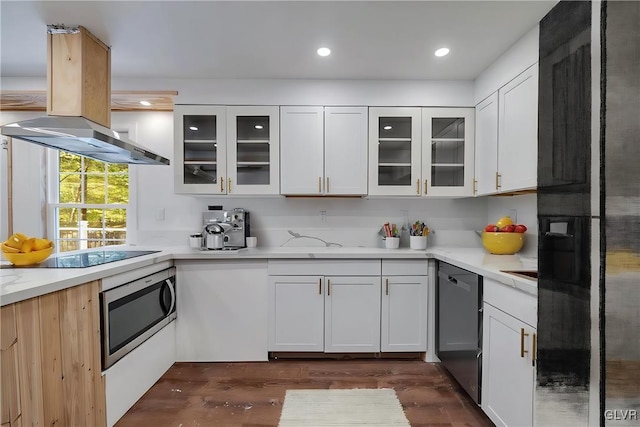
46,122,138,251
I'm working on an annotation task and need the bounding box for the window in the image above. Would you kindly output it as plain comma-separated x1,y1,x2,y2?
50,151,130,252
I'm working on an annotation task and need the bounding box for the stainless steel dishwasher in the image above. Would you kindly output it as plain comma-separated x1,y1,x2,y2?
436,261,482,404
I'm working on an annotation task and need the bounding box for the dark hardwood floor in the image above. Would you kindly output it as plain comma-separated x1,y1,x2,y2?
116,359,493,427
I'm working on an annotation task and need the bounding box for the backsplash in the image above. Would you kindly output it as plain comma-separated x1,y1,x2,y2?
136,196,489,249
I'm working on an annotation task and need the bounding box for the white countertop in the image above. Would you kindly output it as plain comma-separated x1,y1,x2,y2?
0,245,537,306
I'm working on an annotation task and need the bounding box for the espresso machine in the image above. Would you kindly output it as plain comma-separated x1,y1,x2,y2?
202,207,250,250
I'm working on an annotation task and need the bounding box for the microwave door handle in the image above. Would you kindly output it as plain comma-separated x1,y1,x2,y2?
166,278,176,315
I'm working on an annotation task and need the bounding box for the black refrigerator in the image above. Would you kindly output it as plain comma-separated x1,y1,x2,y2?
537,1,640,425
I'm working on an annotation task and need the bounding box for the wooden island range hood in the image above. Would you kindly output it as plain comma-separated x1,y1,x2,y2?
1,25,169,165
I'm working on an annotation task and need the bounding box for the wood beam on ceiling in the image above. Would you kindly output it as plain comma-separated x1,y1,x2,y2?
0,90,178,112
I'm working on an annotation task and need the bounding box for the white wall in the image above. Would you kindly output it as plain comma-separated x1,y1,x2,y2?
486,193,537,257
0,111,47,240
474,25,540,105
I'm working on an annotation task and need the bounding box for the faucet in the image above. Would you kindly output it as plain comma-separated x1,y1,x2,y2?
281,230,343,247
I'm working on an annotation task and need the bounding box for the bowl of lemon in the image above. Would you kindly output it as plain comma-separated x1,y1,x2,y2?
1,233,54,266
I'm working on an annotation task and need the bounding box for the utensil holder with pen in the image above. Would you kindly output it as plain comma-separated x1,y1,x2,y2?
409,235,427,250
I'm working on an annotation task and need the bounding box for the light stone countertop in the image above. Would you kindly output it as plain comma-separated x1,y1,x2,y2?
0,245,537,306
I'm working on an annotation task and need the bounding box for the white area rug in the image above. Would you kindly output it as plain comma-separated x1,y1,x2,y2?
278,388,410,426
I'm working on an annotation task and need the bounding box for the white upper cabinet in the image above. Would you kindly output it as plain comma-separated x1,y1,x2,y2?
174,105,279,195
498,64,538,192
475,64,539,196
324,107,368,195
226,106,280,195
174,105,227,194
280,106,324,195
369,107,474,197
475,93,500,195
368,107,422,196
280,106,367,196
422,108,475,197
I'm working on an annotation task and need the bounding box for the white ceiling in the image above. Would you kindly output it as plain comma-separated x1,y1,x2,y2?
0,1,556,81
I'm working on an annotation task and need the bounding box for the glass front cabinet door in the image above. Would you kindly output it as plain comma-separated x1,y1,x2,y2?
368,107,422,196
174,105,279,195
226,106,279,195
174,105,227,194
421,108,475,197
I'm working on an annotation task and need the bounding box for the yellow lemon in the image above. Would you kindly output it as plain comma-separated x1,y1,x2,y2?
495,216,514,228
21,238,35,253
33,238,52,251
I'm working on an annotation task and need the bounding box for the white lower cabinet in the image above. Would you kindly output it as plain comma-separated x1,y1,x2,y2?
176,260,269,361
324,276,381,352
482,278,537,427
268,274,381,352
268,259,428,354
105,322,176,427
381,275,428,352
269,275,324,351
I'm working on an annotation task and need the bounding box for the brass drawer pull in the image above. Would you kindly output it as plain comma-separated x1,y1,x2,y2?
220,177,224,193
520,328,529,358
228,177,232,193
416,179,420,195
326,177,330,193
385,278,389,295
318,176,322,193
424,179,428,195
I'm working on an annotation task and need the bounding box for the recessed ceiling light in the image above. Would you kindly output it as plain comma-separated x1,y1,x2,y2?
254,125,264,130
139,100,151,106
317,47,331,57
383,125,393,130
434,47,450,57
189,126,198,131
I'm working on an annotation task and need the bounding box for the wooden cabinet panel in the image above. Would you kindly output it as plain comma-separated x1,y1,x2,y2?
38,292,64,426
1,342,20,425
0,281,106,427
1,305,16,351
15,298,45,426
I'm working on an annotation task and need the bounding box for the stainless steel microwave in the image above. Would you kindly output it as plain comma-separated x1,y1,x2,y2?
100,267,176,369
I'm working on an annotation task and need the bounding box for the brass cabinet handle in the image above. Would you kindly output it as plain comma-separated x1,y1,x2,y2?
416,179,420,195
327,279,331,296
473,179,477,195
228,177,232,193
532,333,537,366
221,177,224,193
520,328,530,358
424,179,428,195
319,278,322,295
495,172,501,190
326,177,330,193
385,278,389,295
318,176,322,193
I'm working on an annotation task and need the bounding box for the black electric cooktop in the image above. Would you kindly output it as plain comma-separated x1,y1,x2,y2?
2,250,160,269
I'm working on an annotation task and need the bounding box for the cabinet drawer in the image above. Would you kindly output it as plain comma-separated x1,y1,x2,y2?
268,259,380,276
382,260,428,276
483,278,537,327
